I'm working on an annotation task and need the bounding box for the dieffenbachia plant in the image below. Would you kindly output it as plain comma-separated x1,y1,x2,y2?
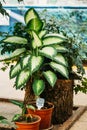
0,8,68,96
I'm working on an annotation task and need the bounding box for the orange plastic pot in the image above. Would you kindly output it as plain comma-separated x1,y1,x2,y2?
27,102,54,130
15,114,41,130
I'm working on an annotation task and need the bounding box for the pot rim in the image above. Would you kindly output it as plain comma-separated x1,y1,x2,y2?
15,114,41,125
27,101,54,111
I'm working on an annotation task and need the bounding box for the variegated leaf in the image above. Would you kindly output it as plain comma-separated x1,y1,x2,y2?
29,56,43,74
24,8,39,24
39,47,57,59
43,33,66,46
39,30,47,38
3,36,27,44
43,70,57,87
16,69,30,89
53,54,68,67
44,33,66,39
0,48,26,61
33,79,45,96
10,62,21,79
21,55,30,68
27,18,43,32
52,45,68,52
50,62,68,78
11,48,26,58
32,31,42,49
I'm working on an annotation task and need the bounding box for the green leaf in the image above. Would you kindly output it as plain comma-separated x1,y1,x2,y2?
26,105,36,111
27,18,43,32
45,33,66,39
50,62,68,78
10,99,24,108
29,56,43,74
10,62,21,79
52,45,68,52
43,33,66,46
53,54,68,67
43,70,57,87
39,30,47,38
2,36,27,44
0,116,9,125
16,68,30,89
32,31,42,49
11,48,26,58
0,48,26,62
12,114,21,122
0,116,6,120
39,47,57,59
0,119,9,124
33,79,45,96
21,55,30,68
24,8,39,24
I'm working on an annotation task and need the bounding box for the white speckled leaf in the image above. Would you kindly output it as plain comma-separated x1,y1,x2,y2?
16,69,30,89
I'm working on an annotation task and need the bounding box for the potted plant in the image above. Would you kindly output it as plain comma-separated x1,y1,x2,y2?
0,8,69,129
27,100,54,129
0,100,41,130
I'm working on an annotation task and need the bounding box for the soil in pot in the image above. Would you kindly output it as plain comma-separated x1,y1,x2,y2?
27,102,54,130
15,114,41,130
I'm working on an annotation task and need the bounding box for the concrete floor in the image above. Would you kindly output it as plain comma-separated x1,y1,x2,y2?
70,110,87,130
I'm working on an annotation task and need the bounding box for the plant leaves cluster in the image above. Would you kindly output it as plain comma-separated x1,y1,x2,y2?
0,8,69,97
0,99,36,123
0,8,87,94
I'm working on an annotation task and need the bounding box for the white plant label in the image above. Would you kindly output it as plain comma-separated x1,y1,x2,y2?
36,98,45,110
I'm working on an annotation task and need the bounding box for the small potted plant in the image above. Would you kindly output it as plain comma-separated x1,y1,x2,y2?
0,8,68,129
0,100,41,130
27,98,54,129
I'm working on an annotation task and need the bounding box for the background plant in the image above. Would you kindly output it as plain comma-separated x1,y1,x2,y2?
38,8,87,93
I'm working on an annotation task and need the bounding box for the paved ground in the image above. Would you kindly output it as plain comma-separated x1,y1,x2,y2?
0,101,21,128
70,110,87,130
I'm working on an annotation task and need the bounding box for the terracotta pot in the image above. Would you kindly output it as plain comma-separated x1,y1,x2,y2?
15,114,41,130
27,102,54,130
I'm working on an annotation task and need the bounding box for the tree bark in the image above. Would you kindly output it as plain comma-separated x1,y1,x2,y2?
24,80,35,104
41,79,74,124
